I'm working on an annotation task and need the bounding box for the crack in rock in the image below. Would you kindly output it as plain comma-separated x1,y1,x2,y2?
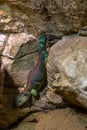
0,50,37,60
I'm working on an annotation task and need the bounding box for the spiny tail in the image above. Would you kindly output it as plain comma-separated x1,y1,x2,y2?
14,90,31,108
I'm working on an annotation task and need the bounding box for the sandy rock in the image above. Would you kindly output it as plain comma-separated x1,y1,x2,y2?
1,33,36,87
0,4,25,33
0,33,37,121
0,34,7,53
0,64,4,110
47,36,87,109
0,34,7,110
0,107,31,129
10,108,87,130
33,96,57,110
46,90,66,108
0,0,86,40
9,0,87,34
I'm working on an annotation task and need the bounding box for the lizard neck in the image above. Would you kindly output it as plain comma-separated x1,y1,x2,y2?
37,44,48,64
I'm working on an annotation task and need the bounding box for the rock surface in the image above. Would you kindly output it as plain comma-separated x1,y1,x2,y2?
0,63,4,110
2,33,36,87
8,0,87,36
0,32,38,128
0,0,87,40
47,36,87,109
0,0,87,129
0,107,32,129
0,0,87,90
10,108,87,130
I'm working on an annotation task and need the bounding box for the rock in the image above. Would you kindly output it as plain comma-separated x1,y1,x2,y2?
0,33,6,110
0,64,4,110
0,33,37,128
10,112,38,130
33,96,57,110
0,34,7,53
9,0,87,35
1,33,36,87
0,0,86,40
0,0,86,129
0,4,25,33
0,0,8,3
47,36,87,109
46,90,66,108
10,108,87,130
78,26,87,36
0,107,31,129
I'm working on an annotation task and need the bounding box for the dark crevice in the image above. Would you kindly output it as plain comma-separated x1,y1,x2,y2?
27,118,38,123
1,112,33,130
0,50,37,60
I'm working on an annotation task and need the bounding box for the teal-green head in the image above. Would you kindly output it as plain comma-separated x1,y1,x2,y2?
38,35,47,50
38,35,48,63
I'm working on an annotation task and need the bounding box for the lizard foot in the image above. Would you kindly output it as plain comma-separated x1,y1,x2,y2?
31,89,38,97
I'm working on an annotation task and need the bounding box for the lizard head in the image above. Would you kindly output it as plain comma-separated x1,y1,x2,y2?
38,35,48,50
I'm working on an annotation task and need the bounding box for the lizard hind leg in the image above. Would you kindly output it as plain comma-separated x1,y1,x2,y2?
30,89,38,97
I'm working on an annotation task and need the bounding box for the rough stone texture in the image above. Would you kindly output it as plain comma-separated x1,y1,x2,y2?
0,32,37,128
1,33,36,87
10,108,87,130
0,0,87,129
47,36,87,109
46,89,66,107
0,34,6,108
0,107,32,129
0,4,25,33
0,64,4,110
8,0,87,36
0,34,7,53
0,0,86,87
0,0,87,39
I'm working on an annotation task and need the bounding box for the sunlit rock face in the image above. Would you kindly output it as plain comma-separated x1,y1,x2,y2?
0,33,36,88
0,0,87,129
2,33,36,87
0,0,87,38
47,36,87,109
0,0,86,86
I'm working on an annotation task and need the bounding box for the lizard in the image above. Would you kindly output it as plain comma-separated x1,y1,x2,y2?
14,35,48,107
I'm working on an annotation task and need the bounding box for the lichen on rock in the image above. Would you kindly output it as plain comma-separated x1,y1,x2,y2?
47,36,87,109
